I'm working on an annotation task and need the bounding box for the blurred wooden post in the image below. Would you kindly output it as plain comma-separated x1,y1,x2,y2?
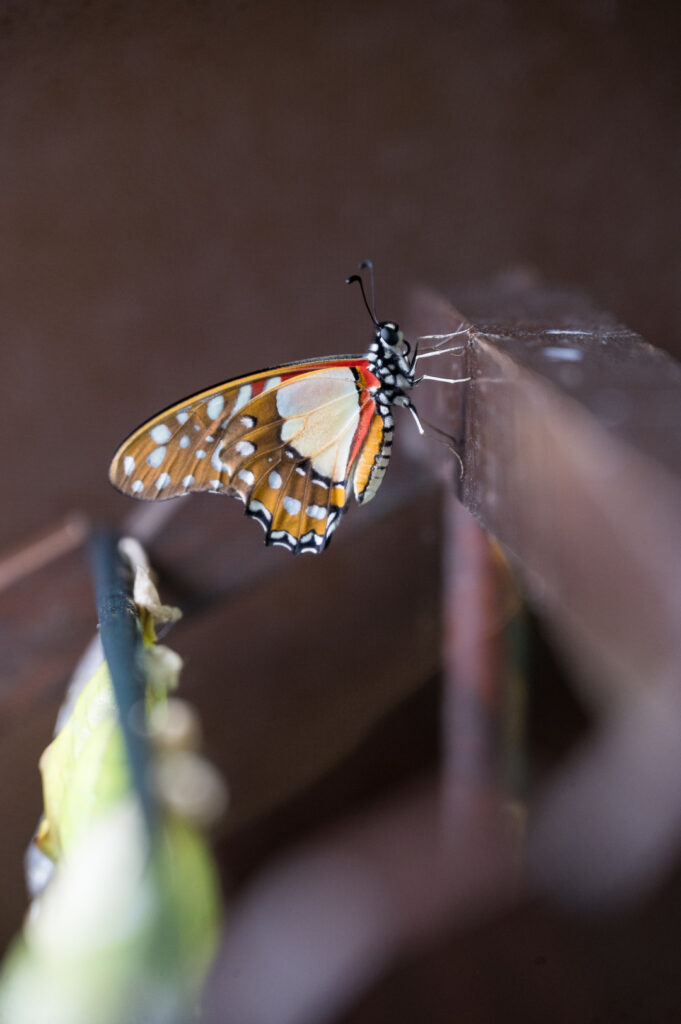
409,278,681,906
409,279,681,709
441,500,506,823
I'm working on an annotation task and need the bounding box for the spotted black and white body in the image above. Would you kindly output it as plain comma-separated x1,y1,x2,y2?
353,320,422,505
109,265,468,554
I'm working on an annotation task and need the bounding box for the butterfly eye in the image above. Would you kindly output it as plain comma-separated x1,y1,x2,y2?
379,322,399,343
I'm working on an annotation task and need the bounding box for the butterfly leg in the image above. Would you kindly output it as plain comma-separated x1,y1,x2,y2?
416,323,470,349
415,373,471,385
414,345,467,361
394,393,425,435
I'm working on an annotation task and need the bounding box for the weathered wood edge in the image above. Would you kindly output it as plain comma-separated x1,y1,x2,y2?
407,282,681,708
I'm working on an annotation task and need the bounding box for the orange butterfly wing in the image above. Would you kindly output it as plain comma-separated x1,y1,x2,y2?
109,358,390,553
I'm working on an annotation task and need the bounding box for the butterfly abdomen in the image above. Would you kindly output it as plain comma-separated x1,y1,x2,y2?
352,410,393,505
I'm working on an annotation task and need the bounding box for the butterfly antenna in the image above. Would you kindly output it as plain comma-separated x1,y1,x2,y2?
359,259,378,322
346,261,379,326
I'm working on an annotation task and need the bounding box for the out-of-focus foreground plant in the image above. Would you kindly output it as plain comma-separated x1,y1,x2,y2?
0,537,226,1024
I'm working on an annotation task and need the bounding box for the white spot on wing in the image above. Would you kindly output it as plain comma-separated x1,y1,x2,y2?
179,435,190,449
131,479,144,493
123,455,135,476
248,499,271,520
268,471,282,489
212,449,226,472
156,472,171,490
210,479,221,490
248,508,269,532
270,530,295,548
233,384,252,413
264,376,281,391
147,446,166,468
238,469,255,485
283,496,301,516
301,530,323,545
306,504,326,520
236,440,255,456
240,415,256,428
176,411,189,425
182,474,195,487
150,424,171,444
196,449,206,459
207,395,225,419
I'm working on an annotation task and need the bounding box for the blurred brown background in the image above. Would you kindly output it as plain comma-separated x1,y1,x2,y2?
2,4,681,1019
1,0,680,550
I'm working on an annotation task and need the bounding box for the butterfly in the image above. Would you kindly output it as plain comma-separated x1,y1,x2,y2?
109,263,469,554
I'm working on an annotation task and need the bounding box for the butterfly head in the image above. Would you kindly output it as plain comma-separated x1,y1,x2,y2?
367,320,417,395
376,320,409,355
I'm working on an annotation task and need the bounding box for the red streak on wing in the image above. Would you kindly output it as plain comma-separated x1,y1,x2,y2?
347,362,380,468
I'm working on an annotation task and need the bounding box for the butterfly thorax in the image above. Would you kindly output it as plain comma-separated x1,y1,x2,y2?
365,321,416,415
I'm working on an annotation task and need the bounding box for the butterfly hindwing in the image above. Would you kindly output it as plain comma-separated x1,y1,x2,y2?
110,358,387,553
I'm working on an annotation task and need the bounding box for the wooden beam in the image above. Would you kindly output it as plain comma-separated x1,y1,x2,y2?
408,280,681,709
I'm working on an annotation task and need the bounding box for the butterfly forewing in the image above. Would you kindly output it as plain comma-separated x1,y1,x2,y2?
109,358,383,553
